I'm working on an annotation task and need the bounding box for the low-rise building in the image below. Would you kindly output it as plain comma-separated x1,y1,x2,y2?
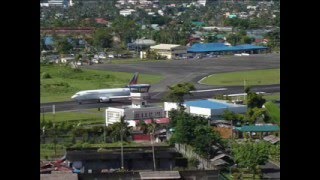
120,9,136,16
150,44,187,60
164,99,247,119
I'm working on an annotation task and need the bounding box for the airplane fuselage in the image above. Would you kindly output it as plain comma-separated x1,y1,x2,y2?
71,88,131,102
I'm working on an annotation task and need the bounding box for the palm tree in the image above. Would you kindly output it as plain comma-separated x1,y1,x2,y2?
109,116,130,170
147,118,160,171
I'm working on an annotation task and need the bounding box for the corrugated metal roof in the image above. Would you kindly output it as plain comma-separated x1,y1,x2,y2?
187,43,268,53
185,100,230,109
235,125,280,132
150,44,181,50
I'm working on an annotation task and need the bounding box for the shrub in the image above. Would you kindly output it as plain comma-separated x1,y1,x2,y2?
41,72,51,79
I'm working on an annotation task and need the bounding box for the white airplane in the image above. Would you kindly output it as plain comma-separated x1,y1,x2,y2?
71,72,139,104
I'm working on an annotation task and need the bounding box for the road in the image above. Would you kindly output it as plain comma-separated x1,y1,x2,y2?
40,84,279,113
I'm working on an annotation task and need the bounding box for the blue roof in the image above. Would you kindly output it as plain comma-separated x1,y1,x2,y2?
185,100,231,109
187,43,268,53
235,125,280,132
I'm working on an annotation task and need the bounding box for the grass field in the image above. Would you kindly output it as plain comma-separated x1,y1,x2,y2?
40,109,104,125
40,144,66,160
263,93,280,102
40,64,163,103
264,102,280,125
200,69,280,86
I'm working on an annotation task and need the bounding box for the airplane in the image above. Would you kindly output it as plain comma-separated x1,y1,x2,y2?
71,72,139,104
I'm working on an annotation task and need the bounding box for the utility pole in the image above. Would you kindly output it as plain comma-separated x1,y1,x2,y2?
151,132,156,171
120,127,124,170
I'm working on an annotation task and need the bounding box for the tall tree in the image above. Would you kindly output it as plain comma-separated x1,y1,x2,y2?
54,37,73,55
192,125,222,158
247,93,266,109
165,82,196,108
92,28,113,49
147,119,160,171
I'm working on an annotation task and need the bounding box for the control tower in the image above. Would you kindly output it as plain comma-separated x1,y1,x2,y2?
128,84,151,108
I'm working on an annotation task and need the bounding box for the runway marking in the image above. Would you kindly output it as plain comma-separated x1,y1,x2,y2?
198,74,213,84
190,88,227,93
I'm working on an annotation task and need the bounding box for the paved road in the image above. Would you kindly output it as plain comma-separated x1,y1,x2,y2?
261,162,280,179
40,84,279,113
84,54,280,93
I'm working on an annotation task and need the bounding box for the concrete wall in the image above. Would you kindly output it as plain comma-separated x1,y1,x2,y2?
189,106,212,118
78,170,220,180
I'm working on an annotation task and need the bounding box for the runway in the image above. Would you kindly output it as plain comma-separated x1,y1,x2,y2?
40,54,280,113
40,84,280,113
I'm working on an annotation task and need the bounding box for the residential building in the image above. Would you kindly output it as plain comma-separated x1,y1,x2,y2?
48,0,69,7
119,9,136,16
150,44,187,60
197,0,206,6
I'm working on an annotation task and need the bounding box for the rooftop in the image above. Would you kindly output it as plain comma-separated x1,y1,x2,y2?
187,43,268,53
184,99,235,109
235,125,280,132
150,44,181,50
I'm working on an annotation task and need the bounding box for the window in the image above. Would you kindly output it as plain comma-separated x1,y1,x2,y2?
134,113,140,118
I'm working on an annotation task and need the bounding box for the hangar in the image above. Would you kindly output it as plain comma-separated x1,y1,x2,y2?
187,43,268,55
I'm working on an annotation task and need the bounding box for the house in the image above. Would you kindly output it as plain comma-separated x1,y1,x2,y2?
150,44,187,60
119,9,136,16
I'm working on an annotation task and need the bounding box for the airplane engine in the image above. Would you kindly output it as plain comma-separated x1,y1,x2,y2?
99,97,110,102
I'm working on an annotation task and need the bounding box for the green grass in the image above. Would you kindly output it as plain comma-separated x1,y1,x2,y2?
40,109,105,125
40,64,163,103
264,102,280,125
40,144,66,160
200,69,280,86
263,93,280,102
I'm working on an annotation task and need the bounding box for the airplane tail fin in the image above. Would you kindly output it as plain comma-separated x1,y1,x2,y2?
128,72,139,85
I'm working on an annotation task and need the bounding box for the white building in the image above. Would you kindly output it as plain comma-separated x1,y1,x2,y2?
149,44,187,60
197,0,206,6
202,26,233,32
48,0,67,7
119,9,136,16
164,99,247,119
105,84,165,127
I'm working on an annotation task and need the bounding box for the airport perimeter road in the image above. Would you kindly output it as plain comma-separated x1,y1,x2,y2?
84,54,280,93
40,84,280,113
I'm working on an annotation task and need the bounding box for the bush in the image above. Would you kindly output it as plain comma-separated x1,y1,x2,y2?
188,157,199,168
41,72,51,79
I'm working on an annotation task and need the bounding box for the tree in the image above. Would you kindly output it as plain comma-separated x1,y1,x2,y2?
192,125,222,158
165,82,196,108
54,37,73,54
108,116,131,142
247,93,266,109
246,108,271,124
227,33,242,46
147,119,160,171
92,28,113,49
231,141,269,177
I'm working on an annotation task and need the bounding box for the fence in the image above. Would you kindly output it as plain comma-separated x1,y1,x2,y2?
174,143,217,170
